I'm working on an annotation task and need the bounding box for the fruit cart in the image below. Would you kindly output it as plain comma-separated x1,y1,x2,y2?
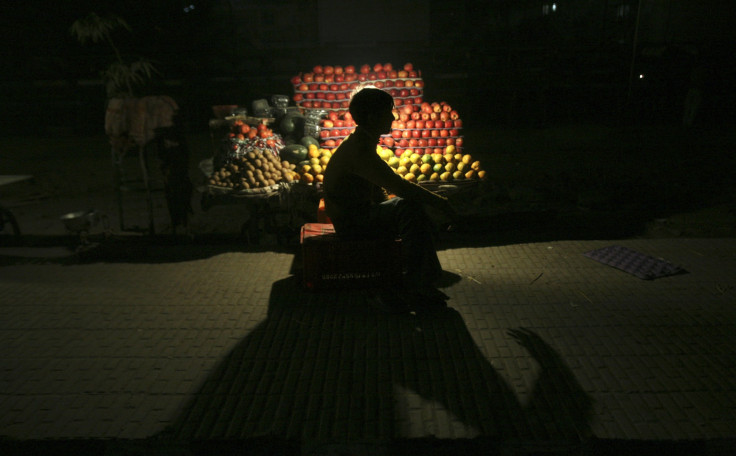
200,63,487,242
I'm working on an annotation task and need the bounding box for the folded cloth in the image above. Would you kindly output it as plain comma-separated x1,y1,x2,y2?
583,245,687,280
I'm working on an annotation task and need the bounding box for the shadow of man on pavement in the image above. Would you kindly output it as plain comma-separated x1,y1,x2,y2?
164,276,593,454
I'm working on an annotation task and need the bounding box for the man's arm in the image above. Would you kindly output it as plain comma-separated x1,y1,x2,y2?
355,152,454,214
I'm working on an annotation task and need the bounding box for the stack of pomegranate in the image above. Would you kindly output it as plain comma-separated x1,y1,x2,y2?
291,63,464,157
291,62,424,113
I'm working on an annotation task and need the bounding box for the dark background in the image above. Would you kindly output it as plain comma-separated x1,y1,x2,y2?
1,0,735,136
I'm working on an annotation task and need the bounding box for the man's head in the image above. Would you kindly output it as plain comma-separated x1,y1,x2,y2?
349,87,395,134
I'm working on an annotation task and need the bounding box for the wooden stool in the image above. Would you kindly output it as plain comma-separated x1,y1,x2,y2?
300,223,402,291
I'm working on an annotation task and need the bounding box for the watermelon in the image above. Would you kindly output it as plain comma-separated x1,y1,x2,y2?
280,144,308,164
300,136,320,148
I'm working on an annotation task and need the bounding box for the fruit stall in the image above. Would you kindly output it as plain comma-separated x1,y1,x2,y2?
200,62,487,241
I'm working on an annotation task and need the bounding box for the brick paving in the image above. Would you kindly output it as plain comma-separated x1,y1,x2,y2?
1,236,735,454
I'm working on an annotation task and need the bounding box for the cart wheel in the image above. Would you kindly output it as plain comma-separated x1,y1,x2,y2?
0,207,21,235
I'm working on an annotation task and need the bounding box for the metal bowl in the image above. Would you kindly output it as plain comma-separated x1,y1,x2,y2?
60,211,92,232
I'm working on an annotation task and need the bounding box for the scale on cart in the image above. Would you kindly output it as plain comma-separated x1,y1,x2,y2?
60,209,110,250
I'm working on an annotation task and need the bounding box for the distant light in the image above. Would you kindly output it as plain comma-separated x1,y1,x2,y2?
639,74,645,79
183,4,195,13
552,3,557,12
542,3,557,15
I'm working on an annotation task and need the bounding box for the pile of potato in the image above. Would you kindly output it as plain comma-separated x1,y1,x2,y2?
208,148,298,191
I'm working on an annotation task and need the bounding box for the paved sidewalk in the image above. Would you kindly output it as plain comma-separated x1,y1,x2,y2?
1,237,735,454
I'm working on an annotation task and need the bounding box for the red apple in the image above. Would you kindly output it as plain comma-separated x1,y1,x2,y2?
335,119,344,128
428,138,437,147
303,73,314,83
432,103,442,113
397,70,408,78
404,62,413,71
414,80,424,88
401,105,413,116
313,65,324,74
411,129,421,138
411,111,421,120
334,66,343,75
291,75,301,85
388,70,398,79
324,65,334,75
406,120,415,129
293,93,303,102
454,119,463,128
358,74,367,82
442,103,452,112
383,63,393,72
437,138,446,147
410,88,420,96
439,111,450,122
302,101,313,108
335,74,344,82
325,139,336,147
305,92,315,100
446,138,455,146
418,139,428,147
450,128,459,136
431,129,440,138
326,93,336,101
401,130,411,139
328,111,339,121
440,129,449,137
421,129,430,138
320,129,330,139
409,70,418,78
360,64,371,74
314,74,324,82
377,71,386,80
398,139,409,148
409,138,418,147
415,120,425,129
391,129,402,139
345,65,355,74
444,120,453,129
383,137,395,147
322,119,334,128
450,110,459,120
374,81,384,88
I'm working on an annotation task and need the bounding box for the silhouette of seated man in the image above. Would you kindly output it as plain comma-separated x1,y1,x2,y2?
323,88,455,305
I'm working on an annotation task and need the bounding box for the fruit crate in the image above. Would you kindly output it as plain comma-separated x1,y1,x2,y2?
300,223,403,291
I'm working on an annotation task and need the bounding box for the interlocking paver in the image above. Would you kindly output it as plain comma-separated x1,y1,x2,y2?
1,238,736,450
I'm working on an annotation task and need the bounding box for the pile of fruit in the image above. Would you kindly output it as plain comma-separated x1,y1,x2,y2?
383,101,463,156
378,145,486,183
208,148,298,191
291,144,332,185
227,119,277,144
291,62,424,112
